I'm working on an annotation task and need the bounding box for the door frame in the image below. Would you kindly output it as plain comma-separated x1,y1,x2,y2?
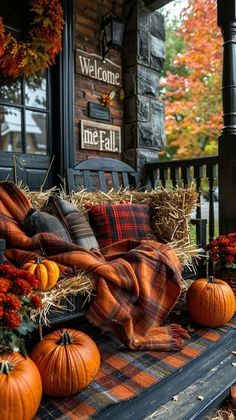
51,0,75,186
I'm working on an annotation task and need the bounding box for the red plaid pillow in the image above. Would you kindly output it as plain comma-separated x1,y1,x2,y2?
88,203,152,248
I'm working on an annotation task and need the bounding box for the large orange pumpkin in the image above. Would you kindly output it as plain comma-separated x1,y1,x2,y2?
30,329,101,397
0,352,42,420
22,257,60,290
186,276,236,327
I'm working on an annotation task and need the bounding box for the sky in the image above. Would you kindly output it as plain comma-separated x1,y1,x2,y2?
160,0,189,21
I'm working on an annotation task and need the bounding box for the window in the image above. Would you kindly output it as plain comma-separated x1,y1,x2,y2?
0,2,50,156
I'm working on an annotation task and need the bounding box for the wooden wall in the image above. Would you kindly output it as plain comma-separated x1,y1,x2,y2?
74,0,124,163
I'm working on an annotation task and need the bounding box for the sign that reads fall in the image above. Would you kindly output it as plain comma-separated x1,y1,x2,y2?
81,120,121,153
76,49,121,86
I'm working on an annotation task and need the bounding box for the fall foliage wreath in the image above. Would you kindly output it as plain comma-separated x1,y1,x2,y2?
0,0,64,79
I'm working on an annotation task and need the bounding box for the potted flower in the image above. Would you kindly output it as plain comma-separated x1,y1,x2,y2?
0,263,43,419
205,233,236,296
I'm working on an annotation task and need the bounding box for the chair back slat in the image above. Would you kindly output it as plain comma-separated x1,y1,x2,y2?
83,170,92,191
111,171,120,191
98,171,107,191
66,158,140,192
122,172,130,189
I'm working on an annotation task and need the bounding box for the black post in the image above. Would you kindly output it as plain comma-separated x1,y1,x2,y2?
217,0,236,234
0,239,5,263
51,0,75,186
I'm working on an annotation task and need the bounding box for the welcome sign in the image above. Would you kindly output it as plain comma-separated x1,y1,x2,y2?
76,49,121,86
81,120,121,153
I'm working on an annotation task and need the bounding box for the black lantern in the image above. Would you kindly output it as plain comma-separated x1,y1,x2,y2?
101,1,125,62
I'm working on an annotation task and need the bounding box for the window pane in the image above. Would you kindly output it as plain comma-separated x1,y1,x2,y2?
25,110,47,155
25,75,47,109
0,1,22,30
0,106,23,152
0,75,21,104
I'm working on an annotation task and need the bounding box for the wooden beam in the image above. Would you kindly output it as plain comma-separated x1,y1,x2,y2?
144,0,174,11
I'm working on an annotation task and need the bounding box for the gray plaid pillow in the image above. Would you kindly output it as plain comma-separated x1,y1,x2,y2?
22,208,72,242
43,195,99,250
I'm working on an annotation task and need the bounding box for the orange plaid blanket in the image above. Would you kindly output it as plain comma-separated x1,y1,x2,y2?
0,181,188,351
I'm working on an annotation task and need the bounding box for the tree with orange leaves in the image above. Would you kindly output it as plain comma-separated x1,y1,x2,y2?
161,0,222,159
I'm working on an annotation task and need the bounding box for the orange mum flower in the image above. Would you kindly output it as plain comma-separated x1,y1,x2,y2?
5,293,22,310
0,278,11,293
5,311,21,329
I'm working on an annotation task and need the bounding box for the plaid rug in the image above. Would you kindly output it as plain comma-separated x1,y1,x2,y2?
36,313,236,420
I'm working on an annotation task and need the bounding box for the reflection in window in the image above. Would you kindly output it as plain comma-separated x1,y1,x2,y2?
25,75,47,109
0,106,23,152
26,111,47,155
0,75,21,104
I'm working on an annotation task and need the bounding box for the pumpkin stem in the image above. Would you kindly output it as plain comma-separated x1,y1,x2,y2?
35,256,43,265
0,360,13,374
208,275,215,283
58,331,73,345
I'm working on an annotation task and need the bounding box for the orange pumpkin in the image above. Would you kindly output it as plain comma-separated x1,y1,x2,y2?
22,257,60,290
186,276,236,327
30,329,100,397
0,352,42,420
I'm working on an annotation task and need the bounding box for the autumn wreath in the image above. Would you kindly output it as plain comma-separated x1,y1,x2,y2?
0,0,64,79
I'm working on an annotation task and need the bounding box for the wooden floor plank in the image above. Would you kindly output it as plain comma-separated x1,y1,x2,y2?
95,328,236,420
144,351,236,419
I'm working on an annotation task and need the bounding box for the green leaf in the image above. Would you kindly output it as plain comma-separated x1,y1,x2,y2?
15,320,37,335
21,296,31,305
18,340,27,357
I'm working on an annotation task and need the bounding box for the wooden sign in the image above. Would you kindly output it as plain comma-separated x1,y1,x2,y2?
88,102,110,121
81,120,121,153
76,49,121,86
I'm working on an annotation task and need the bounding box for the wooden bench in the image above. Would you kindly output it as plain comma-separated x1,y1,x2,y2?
67,158,141,192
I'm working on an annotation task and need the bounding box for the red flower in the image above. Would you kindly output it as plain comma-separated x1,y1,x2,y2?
0,263,42,353
225,255,234,263
205,232,236,267
30,294,42,309
5,311,21,329
0,277,11,293
210,255,220,262
5,293,22,310
12,278,32,296
209,247,218,255
23,272,39,289
0,292,6,303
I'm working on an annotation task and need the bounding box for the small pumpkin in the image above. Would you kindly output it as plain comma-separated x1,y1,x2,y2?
30,329,100,397
22,257,60,290
186,276,236,327
0,352,42,420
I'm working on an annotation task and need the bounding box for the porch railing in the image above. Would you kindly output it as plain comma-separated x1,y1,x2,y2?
144,155,219,244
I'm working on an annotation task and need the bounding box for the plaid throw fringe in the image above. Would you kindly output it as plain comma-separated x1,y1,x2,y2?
0,181,188,351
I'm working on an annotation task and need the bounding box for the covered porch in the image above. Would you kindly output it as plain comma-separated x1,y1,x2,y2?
0,1,236,419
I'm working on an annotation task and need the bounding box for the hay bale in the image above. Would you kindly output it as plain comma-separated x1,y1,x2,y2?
25,187,59,210
24,185,201,266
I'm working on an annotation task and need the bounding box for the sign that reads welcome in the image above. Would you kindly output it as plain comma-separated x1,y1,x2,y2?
81,120,121,153
76,49,121,86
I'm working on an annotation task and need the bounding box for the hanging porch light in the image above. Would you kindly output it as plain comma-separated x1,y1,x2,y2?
101,1,125,63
